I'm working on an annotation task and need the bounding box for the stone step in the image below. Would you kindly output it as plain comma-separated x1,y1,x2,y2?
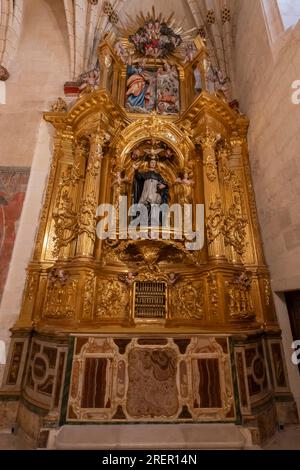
53,423,255,450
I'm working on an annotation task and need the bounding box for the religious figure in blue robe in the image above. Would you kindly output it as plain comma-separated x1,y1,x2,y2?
125,60,152,112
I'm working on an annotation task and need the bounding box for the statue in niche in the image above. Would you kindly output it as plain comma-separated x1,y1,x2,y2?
133,158,169,226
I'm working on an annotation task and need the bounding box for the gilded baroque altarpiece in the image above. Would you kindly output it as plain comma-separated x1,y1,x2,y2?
0,14,298,446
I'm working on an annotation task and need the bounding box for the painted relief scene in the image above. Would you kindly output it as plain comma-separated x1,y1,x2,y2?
125,60,180,114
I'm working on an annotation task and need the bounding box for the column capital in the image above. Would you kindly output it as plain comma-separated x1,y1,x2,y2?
196,130,221,149
88,127,109,146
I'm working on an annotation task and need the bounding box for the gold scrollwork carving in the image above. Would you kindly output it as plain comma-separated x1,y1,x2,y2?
25,273,39,301
78,192,97,242
103,238,199,269
206,194,248,256
52,150,84,256
197,132,220,182
82,272,96,320
263,278,271,306
51,97,67,113
207,273,219,319
172,281,204,320
87,146,102,176
223,196,248,256
226,271,254,321
198,131,220,149
44,277,78,319
222,165,242,194
95,279,129,319
53,190,78,256
206,158,217,182
206,196,225,244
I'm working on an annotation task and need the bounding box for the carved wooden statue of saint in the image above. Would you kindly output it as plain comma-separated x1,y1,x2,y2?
132,158,169,226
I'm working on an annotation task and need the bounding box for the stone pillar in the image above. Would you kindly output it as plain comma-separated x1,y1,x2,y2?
76,130,105,258
198,131,227,262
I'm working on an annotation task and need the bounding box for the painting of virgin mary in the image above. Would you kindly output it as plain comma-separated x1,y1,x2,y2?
125,60,155,113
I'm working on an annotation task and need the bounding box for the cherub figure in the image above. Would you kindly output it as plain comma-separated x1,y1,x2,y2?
167,272,180,286
48,268,69,286
118,272,137,286
183,42,197,63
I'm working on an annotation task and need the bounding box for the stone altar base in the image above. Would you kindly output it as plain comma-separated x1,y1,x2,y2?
52,423,255,450
1,332,298,448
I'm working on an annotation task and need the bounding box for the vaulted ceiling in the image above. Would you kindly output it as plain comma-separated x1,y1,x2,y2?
0,0,239,94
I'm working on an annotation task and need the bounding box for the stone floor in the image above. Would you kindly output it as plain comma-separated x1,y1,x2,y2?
263,425,300,450
0,430,32,450
0,425,299,450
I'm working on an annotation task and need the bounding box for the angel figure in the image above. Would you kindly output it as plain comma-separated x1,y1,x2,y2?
118,272,137,286
111,169,129,211
114,40,129,64
174,171,195,204
183,42,197,63
48,268,69,286
167,272,180,286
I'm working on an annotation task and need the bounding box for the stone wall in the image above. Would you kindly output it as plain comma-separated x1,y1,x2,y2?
234,0,300,413
0,0,69,166
235,0,300,292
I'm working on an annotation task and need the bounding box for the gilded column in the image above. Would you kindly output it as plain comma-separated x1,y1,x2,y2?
99,48,112,90
52,129,79,260
33,130,62,261
198,131,227,261
76,130,105,257
237,118,266,266
218,144,245,264
93,150,112,261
